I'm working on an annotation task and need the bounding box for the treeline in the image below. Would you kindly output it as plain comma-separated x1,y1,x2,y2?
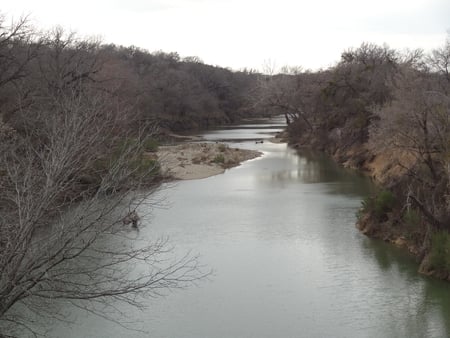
97,47,262,131
0,23,261,136
259,39,450,280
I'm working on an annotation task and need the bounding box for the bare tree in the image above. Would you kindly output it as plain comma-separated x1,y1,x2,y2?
0,14,41,123
369,59,450,230
428,33,450,85
253,68,320,131
36,27,102,98
0,85,206,337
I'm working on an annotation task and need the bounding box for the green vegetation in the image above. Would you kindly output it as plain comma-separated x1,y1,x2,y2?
429,231,450,272
403,209,421,228
360,190,396,220
213,154,225,164
94,138,160,183
143,138,160,152
129,156,160,178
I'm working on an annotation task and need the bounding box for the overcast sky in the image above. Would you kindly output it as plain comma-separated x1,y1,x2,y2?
3,0,450,71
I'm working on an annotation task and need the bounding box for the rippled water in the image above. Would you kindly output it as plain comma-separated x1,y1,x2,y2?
47,117,449,338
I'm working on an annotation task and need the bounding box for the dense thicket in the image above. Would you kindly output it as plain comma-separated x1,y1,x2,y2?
261,40,450,280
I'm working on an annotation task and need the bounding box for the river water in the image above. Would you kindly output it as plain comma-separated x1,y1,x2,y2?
48,117,449,338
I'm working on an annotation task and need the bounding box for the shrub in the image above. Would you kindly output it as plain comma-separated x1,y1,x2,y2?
218,144,227,152
130,156,160,177
143,138,159,152
213,154,225,164
96,138,160,180
360,190,396,220
360,195,373,212
429,231,450,272
114,138,138,156
356,196,372,220
403,209,420,227
92,158,109,172
115,137,159,155
374,190,395,217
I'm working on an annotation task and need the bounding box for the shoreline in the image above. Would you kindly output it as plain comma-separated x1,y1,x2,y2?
288,135,450,282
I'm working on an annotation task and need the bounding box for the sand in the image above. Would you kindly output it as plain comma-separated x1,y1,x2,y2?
156,142,262,180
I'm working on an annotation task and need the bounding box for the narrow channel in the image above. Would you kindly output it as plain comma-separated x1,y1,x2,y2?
48,117,450,338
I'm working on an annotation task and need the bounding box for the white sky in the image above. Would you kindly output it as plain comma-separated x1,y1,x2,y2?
3,0,450,71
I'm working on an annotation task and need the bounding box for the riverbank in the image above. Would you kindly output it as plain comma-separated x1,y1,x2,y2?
156,142,262,180
288,128,450,282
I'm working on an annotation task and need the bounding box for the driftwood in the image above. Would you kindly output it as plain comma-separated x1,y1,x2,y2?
123,210,140,228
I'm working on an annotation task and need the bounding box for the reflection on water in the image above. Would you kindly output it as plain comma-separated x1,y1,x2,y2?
255,148,376,197
360,238,450,338
41,117,449,338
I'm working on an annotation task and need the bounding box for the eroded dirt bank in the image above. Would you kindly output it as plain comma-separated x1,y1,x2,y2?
289,133,449,282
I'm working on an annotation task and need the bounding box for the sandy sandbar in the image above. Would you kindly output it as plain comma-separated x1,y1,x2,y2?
156,143,262,180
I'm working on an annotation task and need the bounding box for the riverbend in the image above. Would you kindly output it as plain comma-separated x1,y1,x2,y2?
46,117,450,338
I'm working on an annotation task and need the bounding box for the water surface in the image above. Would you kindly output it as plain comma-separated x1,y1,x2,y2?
48,117,450,338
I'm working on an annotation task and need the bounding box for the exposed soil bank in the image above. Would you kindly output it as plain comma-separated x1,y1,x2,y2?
289,133,449,282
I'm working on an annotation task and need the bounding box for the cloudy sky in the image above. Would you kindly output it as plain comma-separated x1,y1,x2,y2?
3,0,450,71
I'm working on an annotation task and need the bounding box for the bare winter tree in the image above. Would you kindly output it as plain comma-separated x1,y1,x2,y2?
36,27,102,97
253,67,319,131
0,14,41,123
369,53,450,230
0,86,207,337
0,21,212,334
428,33,450,86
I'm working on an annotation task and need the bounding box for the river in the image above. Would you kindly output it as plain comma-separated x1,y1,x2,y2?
47,117,449,338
